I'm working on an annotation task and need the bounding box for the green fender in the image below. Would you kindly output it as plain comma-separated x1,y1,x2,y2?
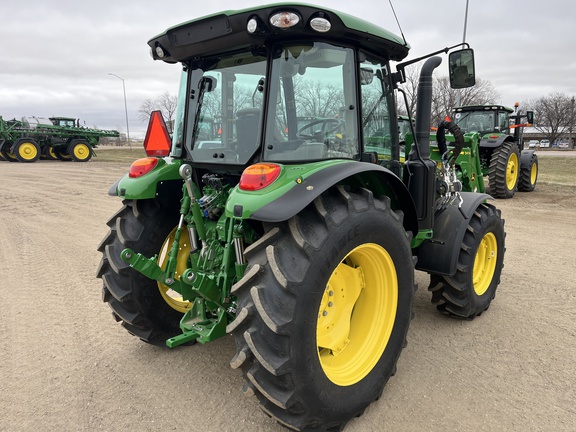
226,160,418,237
479,133,512,149
108,157,183,199
415,192,492,276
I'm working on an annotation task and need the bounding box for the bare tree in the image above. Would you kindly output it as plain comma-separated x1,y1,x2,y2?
397,65,419,117
138,92,177,125
431,77,500,127
525,92,575,147
399,67,500,127
295,78,344,118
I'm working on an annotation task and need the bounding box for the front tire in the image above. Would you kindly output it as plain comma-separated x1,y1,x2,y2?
429,203,505,319
488,142,519,198
228,186,415,431
14,139,41,163
68,139,93,162
96,199,184,345
518,152,538,192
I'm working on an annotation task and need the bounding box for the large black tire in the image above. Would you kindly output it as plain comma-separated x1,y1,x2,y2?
96,199,184,346
14,139,41,163
488,142,519,198
518,152,538,192
68,139,93,162
227,186,415,431
428,203,505,319
54,146,72,161
42,146,59,160
1,141,18,162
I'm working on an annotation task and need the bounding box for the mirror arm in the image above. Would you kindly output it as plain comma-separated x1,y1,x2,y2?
393,42,470,85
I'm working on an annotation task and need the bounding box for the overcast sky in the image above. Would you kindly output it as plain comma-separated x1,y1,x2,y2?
1,0,574,137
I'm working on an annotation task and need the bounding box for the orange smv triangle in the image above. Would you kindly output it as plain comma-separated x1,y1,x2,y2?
143,110,171,156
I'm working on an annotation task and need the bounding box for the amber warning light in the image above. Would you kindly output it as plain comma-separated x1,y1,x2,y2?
143,110,171,157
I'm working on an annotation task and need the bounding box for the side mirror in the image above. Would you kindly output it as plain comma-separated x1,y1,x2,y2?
526,110,534,125
360,67,374,85
449,49,476,89
201,76,217,92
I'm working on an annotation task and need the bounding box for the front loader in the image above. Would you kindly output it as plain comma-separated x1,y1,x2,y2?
97,4,506,431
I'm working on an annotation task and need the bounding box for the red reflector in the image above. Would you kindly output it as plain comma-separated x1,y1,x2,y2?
129,157,158,178
239,163,281,191
489,134,499,139
143,110,171,157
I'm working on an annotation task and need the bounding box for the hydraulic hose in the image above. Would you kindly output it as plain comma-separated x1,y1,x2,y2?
436,119,464,164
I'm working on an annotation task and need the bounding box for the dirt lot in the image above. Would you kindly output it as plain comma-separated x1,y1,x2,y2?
1,155,575,432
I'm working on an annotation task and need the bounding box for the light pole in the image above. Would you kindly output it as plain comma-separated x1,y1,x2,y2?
108,73,131,147
455,0,470,108
570,96,575,149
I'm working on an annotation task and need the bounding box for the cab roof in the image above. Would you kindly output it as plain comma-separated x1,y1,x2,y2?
148,3,410,64
454,105,514,114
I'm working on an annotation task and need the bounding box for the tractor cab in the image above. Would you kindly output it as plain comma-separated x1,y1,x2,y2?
453,105,514,136
50,117,78,128
147,5,472,178
159,18,406,172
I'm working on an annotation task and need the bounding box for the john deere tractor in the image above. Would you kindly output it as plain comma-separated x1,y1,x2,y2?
452,103,537,197
97,4,506,430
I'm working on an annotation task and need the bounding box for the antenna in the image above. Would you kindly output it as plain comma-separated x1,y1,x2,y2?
389,0,408,46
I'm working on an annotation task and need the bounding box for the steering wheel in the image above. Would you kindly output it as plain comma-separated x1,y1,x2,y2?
297,119,342,140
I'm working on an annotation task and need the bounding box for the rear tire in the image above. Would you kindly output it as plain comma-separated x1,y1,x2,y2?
488,142,519,198
518,152,538,192
428,203,505,319
96,199,184,345
43,146,59,160
228,186,415,431
54,146,72,161
1,141,18,162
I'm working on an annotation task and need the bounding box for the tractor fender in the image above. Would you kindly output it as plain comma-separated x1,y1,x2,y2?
479,134,511,149
249,162,418,236
415,192,492,276
108,157,183,199
520,149,537,167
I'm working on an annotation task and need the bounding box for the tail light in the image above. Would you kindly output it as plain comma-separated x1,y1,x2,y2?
129,157,158,178
239,163,281,191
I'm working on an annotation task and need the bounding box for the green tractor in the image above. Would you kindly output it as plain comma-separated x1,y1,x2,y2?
451,103,537,197
97,4,506,430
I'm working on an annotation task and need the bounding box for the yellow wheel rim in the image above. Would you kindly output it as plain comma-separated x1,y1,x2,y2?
530,162,538,185
506,152,519,190
157,227,193,313
317,243,397,386
47,147,57,159
72,143,90,160
19,142,38,160
473,232,497,295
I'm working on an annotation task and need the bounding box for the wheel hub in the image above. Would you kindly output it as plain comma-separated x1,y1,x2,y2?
506,152,519,190
473,232,497,295
317,243,398,386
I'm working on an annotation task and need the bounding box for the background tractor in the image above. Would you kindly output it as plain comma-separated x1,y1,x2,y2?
97,4,506,431
0,115,119,162
451,103,537,197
